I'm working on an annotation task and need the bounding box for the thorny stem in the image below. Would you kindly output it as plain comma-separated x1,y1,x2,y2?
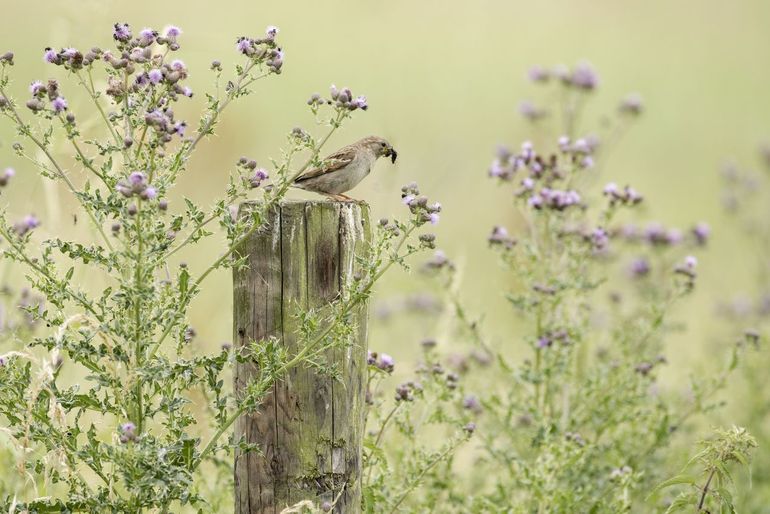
366,402,403,483
133,200,145,433
77,70,124,150
697,469,717,511
59,114,111,188
386,436,466,514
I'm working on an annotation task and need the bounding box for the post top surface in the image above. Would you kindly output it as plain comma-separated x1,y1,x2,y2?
240,199,370,207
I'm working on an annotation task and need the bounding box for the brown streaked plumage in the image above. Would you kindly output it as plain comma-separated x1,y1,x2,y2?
293,136,397,201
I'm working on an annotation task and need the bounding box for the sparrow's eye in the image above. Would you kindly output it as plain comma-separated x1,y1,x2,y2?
380,142,386,147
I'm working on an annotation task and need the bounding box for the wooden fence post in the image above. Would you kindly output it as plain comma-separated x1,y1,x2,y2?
233,200,371,514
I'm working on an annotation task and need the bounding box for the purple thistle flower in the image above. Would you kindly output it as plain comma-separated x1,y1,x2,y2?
129,171,146,186
182,86,193,97
236,38,252,54
380,353,394,368
592,227,609,251
43,48,58,63
29,81,45,96
265,25,279,40
558,135,570,152
629,257,650,278
528,195,543,209
51,96,67,113
520,140,534,161
139,28,156,43
496,145,512,161
463,395,483,413
402,194,416,205
116,183,132,197
113,23,132,42
119,421,137,443
572,138,590,154
488,225,515,248
528,65,550,82
674,255,698,279
580,156,595,169
164,26,182,38
249,168,269,188
148,69,163,84
140,186,157,200
488,159,511,179
692,222,710,245
620,93,643,115
174,121,186,136
351,95,368,110
625,187,643,204
537,335,552,348
13,214,40,236
61,48,78,58
571,62,599,90
170,59,186,71
603,182,619,196
268,49,284,72
519,100,546,120
429,213,440,225
666,228,683,245
644,223,667,245
0,167,15,187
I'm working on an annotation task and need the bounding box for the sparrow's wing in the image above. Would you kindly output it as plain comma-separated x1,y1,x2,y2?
294,146,356,182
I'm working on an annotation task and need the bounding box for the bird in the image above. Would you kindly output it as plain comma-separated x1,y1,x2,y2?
292,135,397,202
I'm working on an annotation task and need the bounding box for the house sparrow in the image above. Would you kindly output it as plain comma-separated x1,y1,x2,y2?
292,136,397,201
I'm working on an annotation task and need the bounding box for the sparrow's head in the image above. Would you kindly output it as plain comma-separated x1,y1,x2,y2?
361,136,397,163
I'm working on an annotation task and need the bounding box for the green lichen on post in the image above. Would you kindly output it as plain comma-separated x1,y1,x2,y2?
234,200,371,514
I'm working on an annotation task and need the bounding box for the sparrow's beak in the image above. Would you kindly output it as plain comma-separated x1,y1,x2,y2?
389,147,398,164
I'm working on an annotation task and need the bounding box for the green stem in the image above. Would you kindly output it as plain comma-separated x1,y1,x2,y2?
133,201,144,433
78,70,124,149
366,402,402,484
697,469,716,511
387,436,465,514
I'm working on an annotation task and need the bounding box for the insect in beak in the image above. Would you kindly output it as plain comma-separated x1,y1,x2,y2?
390,148,398,163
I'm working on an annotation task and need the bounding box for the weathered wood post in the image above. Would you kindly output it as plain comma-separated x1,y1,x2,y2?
233,200,371,514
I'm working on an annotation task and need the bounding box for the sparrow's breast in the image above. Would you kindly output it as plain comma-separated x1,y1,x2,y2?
325,152,376,194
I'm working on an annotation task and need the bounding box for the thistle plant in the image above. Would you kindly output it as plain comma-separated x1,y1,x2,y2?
711,146,770,511
652,426,757,513
0,23,437,513
354,62,747,513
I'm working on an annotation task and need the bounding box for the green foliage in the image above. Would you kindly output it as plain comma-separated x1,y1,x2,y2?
652,426,757,513
0,24,438,513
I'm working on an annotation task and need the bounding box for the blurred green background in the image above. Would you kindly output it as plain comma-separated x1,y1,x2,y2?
1,0,769,462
